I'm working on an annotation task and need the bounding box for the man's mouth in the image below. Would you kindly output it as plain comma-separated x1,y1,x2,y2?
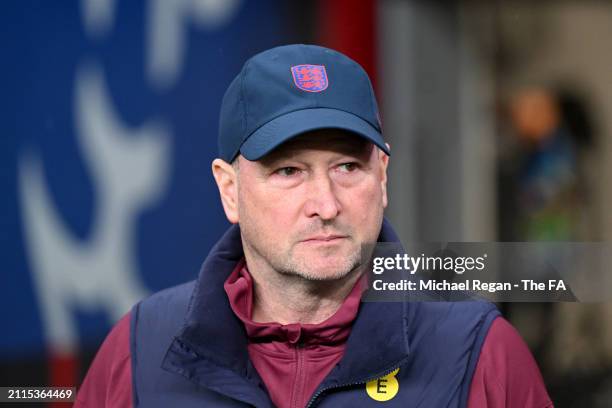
301,234,348,243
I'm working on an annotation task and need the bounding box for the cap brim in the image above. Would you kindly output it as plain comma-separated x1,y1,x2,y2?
239,108,389,161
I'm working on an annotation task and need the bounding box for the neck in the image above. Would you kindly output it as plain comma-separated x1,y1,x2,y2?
244,256,362,325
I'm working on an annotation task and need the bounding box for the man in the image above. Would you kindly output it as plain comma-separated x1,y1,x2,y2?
75,44,553,407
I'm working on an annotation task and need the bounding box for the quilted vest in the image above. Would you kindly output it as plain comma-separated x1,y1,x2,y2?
130,219,499,407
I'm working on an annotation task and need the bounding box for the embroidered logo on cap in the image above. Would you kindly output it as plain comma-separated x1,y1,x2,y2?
291,65,328,92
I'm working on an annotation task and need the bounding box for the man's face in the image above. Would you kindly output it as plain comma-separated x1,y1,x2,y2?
230,129,389,281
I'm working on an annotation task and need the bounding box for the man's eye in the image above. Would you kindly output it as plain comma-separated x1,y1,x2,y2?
338,162,358,172
275,167,300,176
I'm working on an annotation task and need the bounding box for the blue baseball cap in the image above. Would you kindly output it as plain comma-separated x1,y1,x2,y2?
218,44,390,162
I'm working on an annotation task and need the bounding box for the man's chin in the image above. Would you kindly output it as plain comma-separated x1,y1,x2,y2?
289,257,359,282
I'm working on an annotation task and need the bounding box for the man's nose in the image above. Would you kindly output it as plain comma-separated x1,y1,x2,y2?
303,173,341,220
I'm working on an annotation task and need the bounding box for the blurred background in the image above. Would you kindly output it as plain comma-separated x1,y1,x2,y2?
2,0,612,406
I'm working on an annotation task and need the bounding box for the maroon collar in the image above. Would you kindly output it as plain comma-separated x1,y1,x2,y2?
224,259,364,346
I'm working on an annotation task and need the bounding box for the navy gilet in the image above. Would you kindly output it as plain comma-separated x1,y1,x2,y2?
130,219,500,407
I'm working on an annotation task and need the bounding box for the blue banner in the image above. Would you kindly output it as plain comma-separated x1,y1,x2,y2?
2,0,288,359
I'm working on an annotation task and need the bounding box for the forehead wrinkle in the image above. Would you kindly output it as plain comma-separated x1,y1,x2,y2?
258,131,374,167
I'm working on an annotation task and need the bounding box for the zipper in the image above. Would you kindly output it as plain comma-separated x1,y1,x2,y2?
305,363,404,408
291,341,306,408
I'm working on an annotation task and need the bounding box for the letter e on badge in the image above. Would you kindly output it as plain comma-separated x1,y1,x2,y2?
366,368,399,401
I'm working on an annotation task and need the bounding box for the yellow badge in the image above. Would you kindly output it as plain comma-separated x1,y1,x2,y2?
366,368,400,401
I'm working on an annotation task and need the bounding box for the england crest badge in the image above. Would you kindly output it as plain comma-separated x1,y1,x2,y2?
291,65,328,92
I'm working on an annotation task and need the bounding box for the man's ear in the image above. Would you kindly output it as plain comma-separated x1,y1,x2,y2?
212,158,239,224
380,143,390,208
